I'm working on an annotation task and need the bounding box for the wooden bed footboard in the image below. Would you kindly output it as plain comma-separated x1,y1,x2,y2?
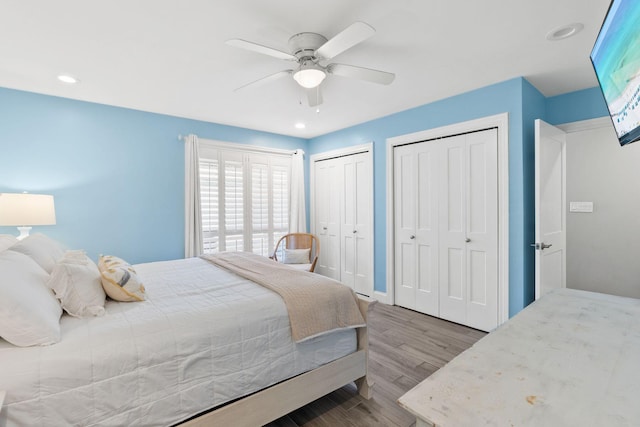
179,294,377,427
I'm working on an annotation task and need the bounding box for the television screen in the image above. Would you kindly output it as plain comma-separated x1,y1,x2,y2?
590,0,640,146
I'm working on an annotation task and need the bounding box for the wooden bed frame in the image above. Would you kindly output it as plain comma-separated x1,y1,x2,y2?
179,295,377,427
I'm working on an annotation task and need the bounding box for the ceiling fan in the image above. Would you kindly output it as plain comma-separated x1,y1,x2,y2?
226,22,395,107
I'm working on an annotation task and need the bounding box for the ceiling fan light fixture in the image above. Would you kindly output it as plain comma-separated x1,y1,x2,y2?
293,62,326,89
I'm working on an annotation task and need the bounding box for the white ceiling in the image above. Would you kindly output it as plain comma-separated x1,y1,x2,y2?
0,0,611,138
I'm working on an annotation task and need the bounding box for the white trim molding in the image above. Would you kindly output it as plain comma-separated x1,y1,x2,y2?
309,143,372,163
557,116,610,133
198,138,296,156
386,113,510,326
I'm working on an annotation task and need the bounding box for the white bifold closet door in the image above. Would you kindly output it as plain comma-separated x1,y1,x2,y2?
394,142,439,316
340,152,372,295
394,129,498,331
314,159,341,280
313,152,373,296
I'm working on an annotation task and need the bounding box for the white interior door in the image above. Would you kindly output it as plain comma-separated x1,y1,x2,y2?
341,153,372,294
464,129,498,331
312,146,374,296
394,142,439,315
438,130,498,331
313,159,340,279
534,119,567,299
341,156,356,290
394,129,498,331
439,135,468,324
352,153,372,295
394,144,417,309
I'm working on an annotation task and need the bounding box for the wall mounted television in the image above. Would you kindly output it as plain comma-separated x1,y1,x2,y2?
590,0,640,146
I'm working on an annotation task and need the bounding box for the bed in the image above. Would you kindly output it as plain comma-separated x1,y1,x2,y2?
398,288,640,426
0,235,375,427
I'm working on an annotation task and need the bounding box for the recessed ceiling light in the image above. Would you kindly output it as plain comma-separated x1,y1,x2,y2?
57,74,79,84
546,23,584,41
295,123,306,129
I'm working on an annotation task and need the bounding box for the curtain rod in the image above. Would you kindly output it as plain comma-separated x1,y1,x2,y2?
178,134,302,157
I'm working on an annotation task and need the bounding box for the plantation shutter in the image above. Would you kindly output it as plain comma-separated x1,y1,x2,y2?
272,160,290,259
198,142,291,255
199,159,219,253
223,152,244,252
251,156,269,255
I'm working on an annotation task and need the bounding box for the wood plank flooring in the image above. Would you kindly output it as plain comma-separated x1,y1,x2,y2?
266,303,486,427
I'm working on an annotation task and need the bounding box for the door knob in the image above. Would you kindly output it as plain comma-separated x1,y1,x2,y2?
465,238,471,243
323,227,327,230
353,230,357,234
410,235,415,240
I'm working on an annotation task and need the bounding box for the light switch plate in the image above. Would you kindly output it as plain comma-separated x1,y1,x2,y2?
569,201,593,213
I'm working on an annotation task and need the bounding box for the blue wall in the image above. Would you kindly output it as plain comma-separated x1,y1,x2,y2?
308,78,610,316
0,79,611,316
309,78,531,315
0,87,307,263
546,87,609,125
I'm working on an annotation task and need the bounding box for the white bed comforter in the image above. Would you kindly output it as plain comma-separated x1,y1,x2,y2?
0,257,356,427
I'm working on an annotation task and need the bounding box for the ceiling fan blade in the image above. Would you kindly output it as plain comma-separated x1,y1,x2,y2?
234,70,293,92
328,63,395,85
307,87,323,107
315,22,375,61
226,39,296,61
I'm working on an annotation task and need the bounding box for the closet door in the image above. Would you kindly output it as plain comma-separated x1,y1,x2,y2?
340,153,373,295
465,129,498,330
313,158,341,279
394,143,439,315
438,129,498,330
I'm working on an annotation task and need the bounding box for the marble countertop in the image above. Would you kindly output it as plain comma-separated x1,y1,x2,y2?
398,289,640,426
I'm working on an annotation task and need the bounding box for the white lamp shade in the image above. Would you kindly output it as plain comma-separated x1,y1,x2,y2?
0,193,56,226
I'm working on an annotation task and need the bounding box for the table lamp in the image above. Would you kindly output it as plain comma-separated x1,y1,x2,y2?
0,193,56,240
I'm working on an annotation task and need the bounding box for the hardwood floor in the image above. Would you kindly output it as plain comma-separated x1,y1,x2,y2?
266,303,487,427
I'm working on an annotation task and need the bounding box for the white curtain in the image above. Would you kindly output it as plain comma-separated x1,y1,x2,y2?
289,149,307,232
184,134,203,257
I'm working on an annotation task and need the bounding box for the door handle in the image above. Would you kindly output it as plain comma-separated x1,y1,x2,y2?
465,238,471,243
530,242,552,250
410,235,415,240
323,227,327,230
353,230,357,234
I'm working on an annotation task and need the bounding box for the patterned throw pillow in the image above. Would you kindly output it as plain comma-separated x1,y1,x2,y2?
98,255,145,302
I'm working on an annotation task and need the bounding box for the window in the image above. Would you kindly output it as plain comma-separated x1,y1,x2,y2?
199,142,291,256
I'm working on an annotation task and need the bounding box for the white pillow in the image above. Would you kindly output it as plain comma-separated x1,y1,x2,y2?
9,233,65,273
0,234,18,252
48,250,106,317
0,250,62,346
283,248,311,264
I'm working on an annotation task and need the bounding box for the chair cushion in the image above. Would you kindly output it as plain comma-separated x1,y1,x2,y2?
283,248,310,264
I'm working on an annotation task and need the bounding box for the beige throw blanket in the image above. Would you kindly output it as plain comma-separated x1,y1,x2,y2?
202,252,365,342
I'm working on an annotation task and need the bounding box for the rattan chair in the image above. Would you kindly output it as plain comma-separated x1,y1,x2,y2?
270,233,320,272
